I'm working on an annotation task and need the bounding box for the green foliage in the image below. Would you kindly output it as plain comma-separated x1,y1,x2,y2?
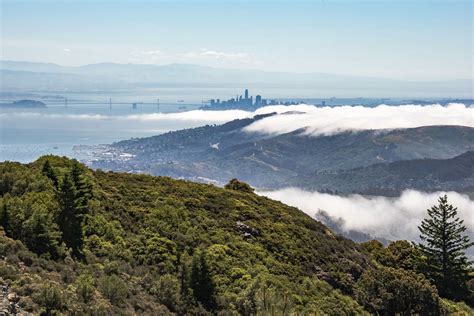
224,178,255,193
150,274,181,312
440,298,473,315
70,160,93,211
419,194,473,300
355,266,440,315
34,282,67,315
57,173,84,257
75,274,95,303
0,192,63,258
143,234,176,267
98,274,128,305
1,156,468,314
361,239,422,272
190,249,216,310
41,160,58,188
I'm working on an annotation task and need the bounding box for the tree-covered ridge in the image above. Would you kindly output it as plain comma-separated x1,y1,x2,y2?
89,123,474,194
0,156,471,315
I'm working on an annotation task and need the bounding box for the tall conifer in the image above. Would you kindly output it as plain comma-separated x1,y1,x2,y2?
418,195,473,300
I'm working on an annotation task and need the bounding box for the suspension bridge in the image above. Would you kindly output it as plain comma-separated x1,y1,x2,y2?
0,98,210,109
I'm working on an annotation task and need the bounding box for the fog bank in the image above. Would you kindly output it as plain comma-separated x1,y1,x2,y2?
258,188,474,242
247,103,474,136
2,103,472,138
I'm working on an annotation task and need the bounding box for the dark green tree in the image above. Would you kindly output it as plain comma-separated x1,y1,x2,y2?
224,178,254,193
190,250,216,310
0,201,9,232
22,204,62,258
41,160,58,188
57,173,84,257
354,266,439,315
418,195,473,300
70,161,93,211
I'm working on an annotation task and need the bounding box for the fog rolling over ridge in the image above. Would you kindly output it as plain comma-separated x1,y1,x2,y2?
259,189,474,244
2,0,473,313
83,103,474,196
2,103,472,136
244,103,473,136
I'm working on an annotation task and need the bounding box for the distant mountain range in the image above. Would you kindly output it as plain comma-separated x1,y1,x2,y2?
86,114,474,196
1,60,472,97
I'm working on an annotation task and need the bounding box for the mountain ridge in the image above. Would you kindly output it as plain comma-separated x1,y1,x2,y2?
86,117,474,195
1,60,472,97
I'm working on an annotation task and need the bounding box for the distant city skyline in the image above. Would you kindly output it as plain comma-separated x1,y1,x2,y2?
1,0,472,81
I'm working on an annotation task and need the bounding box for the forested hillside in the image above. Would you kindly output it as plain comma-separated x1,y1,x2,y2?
88,119,474,193
290,151,474,196
0,157,471,314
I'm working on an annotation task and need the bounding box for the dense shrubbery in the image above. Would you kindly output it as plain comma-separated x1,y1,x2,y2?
354,266,439,314
0,156,471,314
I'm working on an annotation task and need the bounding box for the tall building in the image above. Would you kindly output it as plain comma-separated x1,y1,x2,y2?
255,95,262,106
244,89,249,100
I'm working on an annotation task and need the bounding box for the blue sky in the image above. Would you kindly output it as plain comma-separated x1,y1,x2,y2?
1,0,472,80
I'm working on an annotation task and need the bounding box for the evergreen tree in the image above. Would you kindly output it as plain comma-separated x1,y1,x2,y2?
70,161,93,211
0,201,8,232
57,173,84,257
418,194,473,300
41,160,58,188
190,250,216,310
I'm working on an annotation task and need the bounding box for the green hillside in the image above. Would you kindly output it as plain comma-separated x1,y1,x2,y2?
290,151,474,196
0,157,470,315
89,121,474,192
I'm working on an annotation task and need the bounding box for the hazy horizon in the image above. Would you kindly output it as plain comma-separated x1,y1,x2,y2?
2,0,472,81
3,59,473,82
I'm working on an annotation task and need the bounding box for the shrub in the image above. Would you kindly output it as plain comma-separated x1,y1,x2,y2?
75,274,95,303
355,266,440,315
98,274,128,305
150,274,181,312
224,179,254,193
34,282,67,315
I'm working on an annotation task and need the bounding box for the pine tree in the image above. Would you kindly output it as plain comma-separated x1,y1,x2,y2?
70,161,92,213
190,250,216,310
42,160,59,188
418,194,473,300
57,173,84,257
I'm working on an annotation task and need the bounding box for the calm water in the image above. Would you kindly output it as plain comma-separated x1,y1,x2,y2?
0,88,441,163
0,102,204,162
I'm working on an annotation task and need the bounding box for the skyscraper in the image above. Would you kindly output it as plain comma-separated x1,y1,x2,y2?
244,89,249,100
255,95,262,106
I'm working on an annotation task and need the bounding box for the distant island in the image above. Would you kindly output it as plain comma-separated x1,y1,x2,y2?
0,99,47,108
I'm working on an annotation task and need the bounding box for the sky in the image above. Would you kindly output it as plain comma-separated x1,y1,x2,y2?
0,0,472,80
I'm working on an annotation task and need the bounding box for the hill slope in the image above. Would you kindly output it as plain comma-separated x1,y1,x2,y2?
0,157,470,314
0,156,370,314
290,151,474,196
88,118,474,194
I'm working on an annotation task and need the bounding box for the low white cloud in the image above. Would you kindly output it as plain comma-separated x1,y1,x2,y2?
0,110,251,141
258,188,474,242
199,49,249,60
0,109,249,123
1,103,472,138
180,49,253,63
127,48,257,65
245,103,474,136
